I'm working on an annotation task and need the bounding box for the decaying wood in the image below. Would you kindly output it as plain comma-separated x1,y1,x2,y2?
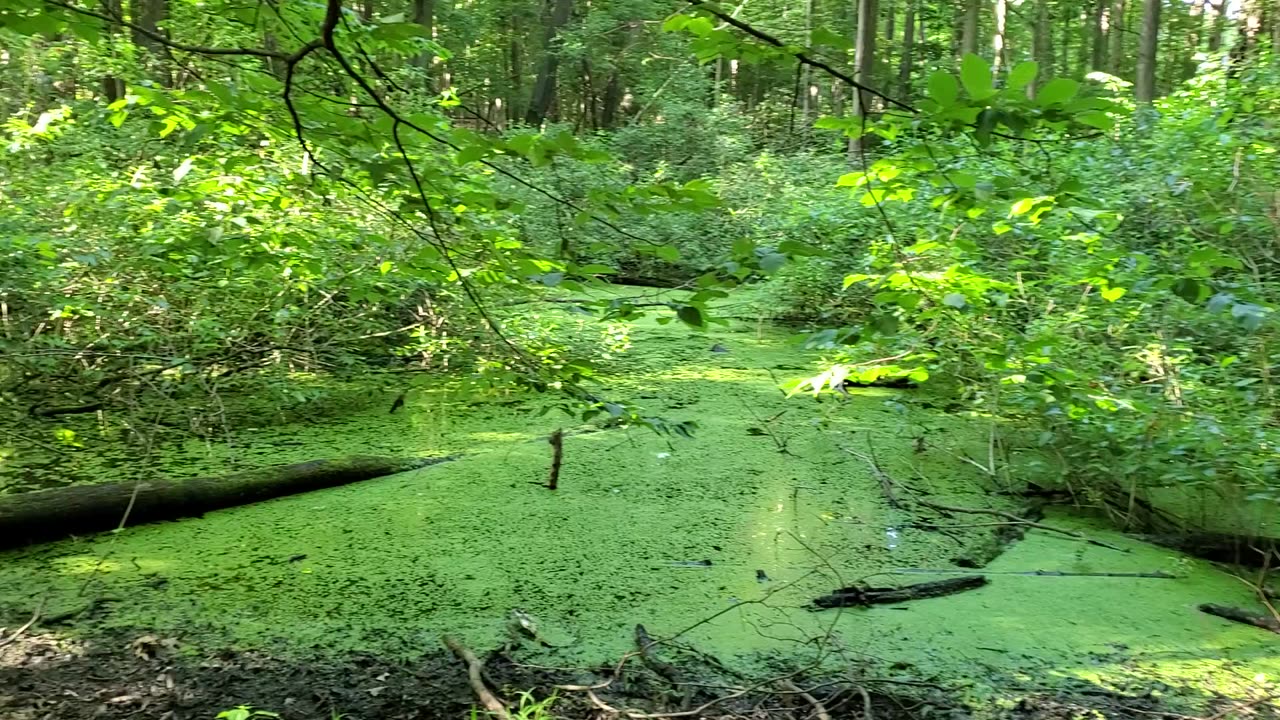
0,455,450,549
813,575,988,609
1199,604,1280,634
917,498,1128,553
443,635,511,720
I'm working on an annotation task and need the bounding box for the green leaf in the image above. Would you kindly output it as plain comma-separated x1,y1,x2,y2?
654,245,681,263
960,54,994,100
927,71,959,107
759,252,786,273
662,14,690,32
1076,111,1114,130
1010,198,1035,216
1100,286,1126,302
942,293,967,308
810,27,852,50
1008,61,1038,90
677,305,706,328
379,260,393,275
1036,78,1079,106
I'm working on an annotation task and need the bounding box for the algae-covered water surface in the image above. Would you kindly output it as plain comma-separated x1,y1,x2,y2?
2,288,1277,710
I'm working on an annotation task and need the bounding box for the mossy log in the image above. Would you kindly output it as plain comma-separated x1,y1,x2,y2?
0,455,448,549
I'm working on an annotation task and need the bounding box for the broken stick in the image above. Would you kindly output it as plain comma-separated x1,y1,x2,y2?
548,428,564,490
443,635,511,720
916,498,1128,553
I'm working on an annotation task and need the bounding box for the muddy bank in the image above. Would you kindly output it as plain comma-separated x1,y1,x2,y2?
2,627,1264,720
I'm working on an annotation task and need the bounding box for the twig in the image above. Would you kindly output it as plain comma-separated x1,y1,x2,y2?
0,597,47,648
915,499,1129,553
838,438,901,509
779,680,832,720
442,635,510,720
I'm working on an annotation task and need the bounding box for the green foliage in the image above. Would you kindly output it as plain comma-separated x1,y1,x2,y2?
215,707,279,720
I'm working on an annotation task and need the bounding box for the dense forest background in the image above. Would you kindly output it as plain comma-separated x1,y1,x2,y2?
0,0,1278,521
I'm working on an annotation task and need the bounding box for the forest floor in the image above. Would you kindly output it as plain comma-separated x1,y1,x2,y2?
1,286,1278,719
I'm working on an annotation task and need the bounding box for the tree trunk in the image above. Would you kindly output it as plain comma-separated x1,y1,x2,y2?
1060,6,1072,75
960,0,979,57
1090,0,1107,70
413,0,435,73
525,0,574,127
801,0,815,120
0,456,446,549
1108,0,1126,74
508,15,524,124
101,0,125,101
129,0,167,55
1206,0,1224,52
897,0,915,99
1235,0,1262,65
1135,0,1160,102
992,0,1008,77
849,0,877,160
1029,0,1052,96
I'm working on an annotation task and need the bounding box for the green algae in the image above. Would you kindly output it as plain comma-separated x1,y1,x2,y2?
1,295,1276,708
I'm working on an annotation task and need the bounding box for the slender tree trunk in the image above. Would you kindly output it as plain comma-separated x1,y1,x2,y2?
1029,0,1052,97
884,0,895,76
525,0,573,127
1135,0,1161,102
1238,0,1263,61
801,0,814,120
849,0,877,160
129,0,168,86
897,0,915,99
101,0,125,101
960,0,979,57
508,15,524,124
1090,0,1107,70
1060,6,1072,75
413,0,435,74
993,0,1008,77
1108,0,1126,74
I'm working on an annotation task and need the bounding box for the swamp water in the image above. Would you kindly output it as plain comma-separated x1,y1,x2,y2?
1,287,1276,705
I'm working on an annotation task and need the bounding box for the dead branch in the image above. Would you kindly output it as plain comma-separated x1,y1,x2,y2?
779,680,832,720
915,498,1128,553
839,442,901,509
0,598,47,648
1198,604,1280,634
442,635,511,720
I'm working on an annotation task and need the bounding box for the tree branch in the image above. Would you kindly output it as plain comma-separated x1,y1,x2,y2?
684,0,915,113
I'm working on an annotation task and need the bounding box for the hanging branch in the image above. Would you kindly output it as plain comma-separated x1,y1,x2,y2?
683,0,916,113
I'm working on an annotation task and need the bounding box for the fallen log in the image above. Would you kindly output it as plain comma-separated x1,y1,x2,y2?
0,455,450,549
813,575,987,609
1199,604,1280,634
